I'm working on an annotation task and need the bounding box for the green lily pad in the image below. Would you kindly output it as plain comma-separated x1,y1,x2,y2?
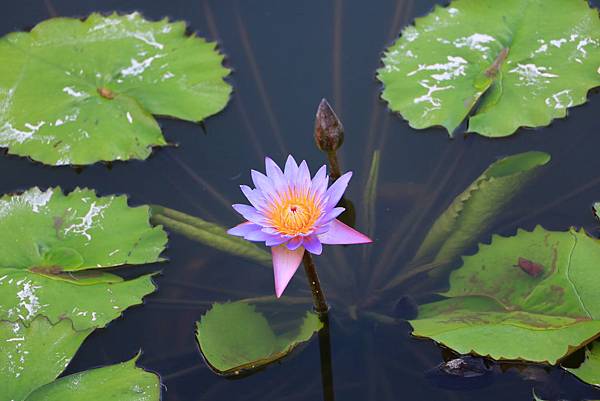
0,317,159,401
0,187,167,330
414,151,550,266
0,317,92,401
411,226,600,364
567,345,600,387
196,301,323,375
25,356,160,401
0,12,231,165
378,0,600,137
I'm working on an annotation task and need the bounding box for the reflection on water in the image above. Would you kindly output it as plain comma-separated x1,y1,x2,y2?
2,0,600,399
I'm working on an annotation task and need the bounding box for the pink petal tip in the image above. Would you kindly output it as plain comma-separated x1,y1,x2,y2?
271,245,305,298
318,219,372,245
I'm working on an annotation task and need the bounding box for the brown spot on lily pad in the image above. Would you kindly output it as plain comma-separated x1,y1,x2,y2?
516,257,544,277
97,87,115,99
550,285,565,305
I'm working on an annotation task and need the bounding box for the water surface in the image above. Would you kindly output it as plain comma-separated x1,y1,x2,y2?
2,0,600,400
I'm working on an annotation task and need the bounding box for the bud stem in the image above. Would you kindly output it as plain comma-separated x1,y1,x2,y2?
302,252,329,315
327,150,342,182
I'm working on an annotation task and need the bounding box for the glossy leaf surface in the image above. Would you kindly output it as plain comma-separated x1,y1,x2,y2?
0,13,231,165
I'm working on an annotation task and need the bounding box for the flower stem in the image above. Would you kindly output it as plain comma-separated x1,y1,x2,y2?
318,313,336,401
302,252,329,315
327,150,342,182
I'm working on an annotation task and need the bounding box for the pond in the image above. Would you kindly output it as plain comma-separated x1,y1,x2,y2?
2,0,600,400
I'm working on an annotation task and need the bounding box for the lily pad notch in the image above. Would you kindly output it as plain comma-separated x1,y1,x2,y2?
0,12,232,165
378,0,600,137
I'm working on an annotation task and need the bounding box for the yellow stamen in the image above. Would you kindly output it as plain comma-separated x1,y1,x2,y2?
266,188,322,236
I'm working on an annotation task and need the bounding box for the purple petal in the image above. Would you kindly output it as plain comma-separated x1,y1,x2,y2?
310,165,328,197
272,245,305,298
313,225,331,235
266,236,288,246
303,235,323,255
265,157,287,193
251,170,276,198
240,185,266,211
244,230,277,242
261,227,280,235
296,160,311,189
227,222,261,237
232,204,266,225
318,219,372,245
325,171,352,209
316,207,345,225
286,236,304,250
284,155,299,181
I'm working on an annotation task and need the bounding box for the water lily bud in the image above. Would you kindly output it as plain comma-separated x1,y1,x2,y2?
314,98,344,153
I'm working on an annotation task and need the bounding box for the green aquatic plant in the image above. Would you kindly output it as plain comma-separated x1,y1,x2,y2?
567,345,600,388
0,187,167,400
378,0,600,137
1,317,159,401
154,127,549,384
0,12,231,165
0,187,167,330
196,301,322,375
149,204,272,267
1,317,91,400
378,150,550,293
411,226,600,364
413,151,550,270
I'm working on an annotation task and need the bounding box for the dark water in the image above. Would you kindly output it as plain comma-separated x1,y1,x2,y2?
3,0,600,400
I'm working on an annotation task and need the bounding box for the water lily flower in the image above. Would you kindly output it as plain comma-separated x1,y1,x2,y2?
228,156,372,297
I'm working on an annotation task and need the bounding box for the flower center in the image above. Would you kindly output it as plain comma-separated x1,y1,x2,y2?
266,189,322,237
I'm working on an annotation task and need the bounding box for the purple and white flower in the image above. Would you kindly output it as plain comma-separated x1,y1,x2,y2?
228,156,372,297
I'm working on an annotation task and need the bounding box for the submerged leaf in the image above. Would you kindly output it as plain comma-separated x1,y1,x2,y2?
0,317,92,401
414,151,550,267
0,12,231,165
378,0,600,137
0,187,167,329
362,150,381,240
150,205,272,266
196,301,323,375
25,356,160,401
411,226,600,364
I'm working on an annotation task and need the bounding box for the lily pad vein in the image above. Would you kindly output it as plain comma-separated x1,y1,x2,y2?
567,230,592,319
